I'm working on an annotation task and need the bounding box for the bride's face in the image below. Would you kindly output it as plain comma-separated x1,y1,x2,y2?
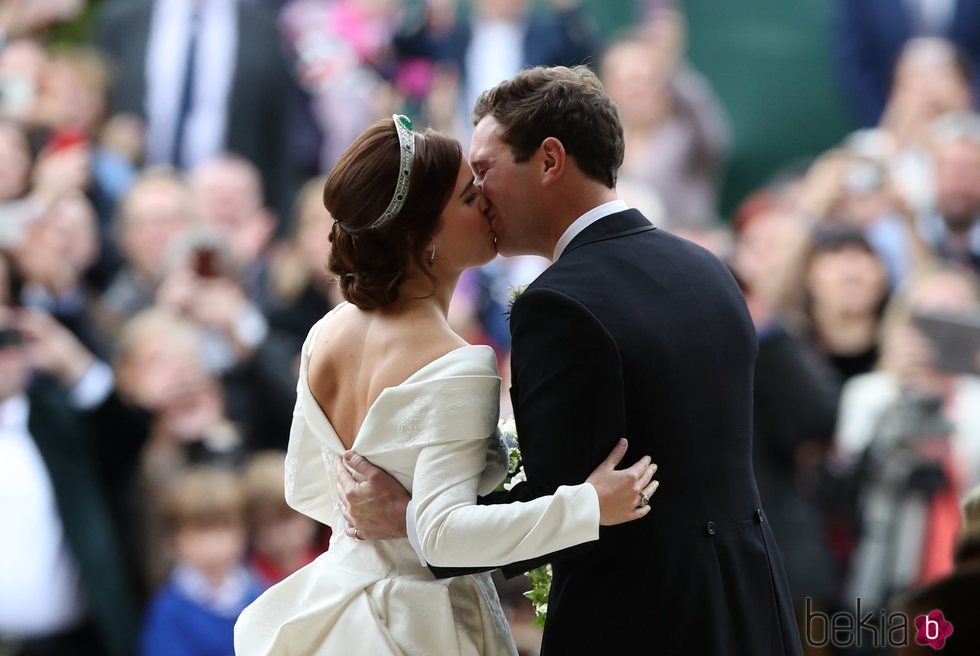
431,156,496,271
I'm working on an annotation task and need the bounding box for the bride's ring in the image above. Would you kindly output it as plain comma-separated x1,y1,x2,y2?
353,527,363,541
638,493,649,507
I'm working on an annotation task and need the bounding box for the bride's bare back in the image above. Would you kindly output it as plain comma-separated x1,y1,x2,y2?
307,304,468,449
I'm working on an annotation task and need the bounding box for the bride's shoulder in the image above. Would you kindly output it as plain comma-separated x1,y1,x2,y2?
395,318,497,383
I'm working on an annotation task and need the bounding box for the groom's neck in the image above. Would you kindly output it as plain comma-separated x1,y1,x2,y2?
543,186,620,254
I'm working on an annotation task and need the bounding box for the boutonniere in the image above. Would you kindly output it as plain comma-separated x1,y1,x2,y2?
505,284,529,320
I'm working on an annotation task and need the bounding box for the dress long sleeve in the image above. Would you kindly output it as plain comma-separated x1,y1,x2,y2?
411,434,599,568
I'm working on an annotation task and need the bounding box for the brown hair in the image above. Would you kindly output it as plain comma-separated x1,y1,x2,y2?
324,119,461,310
241,450,291,521
161,466,245,532
473,66,625,189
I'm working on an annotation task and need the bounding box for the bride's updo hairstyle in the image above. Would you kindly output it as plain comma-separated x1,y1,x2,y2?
324,119,462,310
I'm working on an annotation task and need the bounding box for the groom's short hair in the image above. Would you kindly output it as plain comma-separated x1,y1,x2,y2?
473,66,625,189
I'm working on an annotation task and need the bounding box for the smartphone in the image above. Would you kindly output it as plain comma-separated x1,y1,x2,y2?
192,246,222,278
913,310,980,375
0,326,24,350
46,128,89,154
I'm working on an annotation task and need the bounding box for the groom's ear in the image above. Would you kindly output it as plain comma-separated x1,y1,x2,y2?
539,137,566,187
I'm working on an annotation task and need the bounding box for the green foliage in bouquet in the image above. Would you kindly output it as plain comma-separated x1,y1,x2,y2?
496,416,551,626
523,564,552,628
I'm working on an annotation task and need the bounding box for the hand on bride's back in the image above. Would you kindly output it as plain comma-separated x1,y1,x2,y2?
587,438,659,526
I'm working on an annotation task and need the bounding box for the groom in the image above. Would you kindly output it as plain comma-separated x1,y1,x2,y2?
337,66,803,655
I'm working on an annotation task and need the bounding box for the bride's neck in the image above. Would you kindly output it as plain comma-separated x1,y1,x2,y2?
394,267,459,319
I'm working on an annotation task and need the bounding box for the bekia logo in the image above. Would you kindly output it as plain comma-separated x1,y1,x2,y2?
914,610,954,650
805,598,954,649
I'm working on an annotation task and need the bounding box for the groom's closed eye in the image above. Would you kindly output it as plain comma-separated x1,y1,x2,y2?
471,162,488,187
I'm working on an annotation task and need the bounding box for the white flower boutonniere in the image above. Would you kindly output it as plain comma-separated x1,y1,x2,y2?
496,414,551,627
505,284,528,320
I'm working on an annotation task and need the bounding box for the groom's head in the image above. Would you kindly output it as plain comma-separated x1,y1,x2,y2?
470,66,624,257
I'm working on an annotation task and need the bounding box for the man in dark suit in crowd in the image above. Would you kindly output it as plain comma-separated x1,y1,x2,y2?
834,0,980,127
95,0,305,222
394,0,597,134
0,255,149,656
337,67,803,655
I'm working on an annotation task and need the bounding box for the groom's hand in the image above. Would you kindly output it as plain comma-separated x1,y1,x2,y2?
336,451,410,540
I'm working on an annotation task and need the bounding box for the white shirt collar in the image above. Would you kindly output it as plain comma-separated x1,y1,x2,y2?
553,200,629,261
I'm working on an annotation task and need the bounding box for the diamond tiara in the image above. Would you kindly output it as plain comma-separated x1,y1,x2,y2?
369,114,415,230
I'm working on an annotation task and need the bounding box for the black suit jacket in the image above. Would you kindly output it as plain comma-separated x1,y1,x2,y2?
95,0,303,220
436,210,802,655
27,377,150,656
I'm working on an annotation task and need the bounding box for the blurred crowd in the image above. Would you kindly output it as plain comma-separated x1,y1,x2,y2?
1,0,980,655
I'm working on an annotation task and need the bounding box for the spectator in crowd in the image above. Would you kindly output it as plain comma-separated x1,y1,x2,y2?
95,0,303,219
279,0,398,170
859,38,976,214
99,167,195,332
114,307,248,588
11,191,109,356
262,175,341,349
394,0,598,138
188,155,278,303
0,252,148,656
600,11,730,229
32,44,143,275
241,451,322,588
139,466,263,656
834,0,980,128
154,230,297,452
0,119,42,250
799,228,891,384
793,147,933,287
919,112,980,275
836,265,980,611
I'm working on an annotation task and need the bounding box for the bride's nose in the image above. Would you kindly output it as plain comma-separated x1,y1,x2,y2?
477,194,490,215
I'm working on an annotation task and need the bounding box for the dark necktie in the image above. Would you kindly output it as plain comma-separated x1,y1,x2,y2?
172,8,201,169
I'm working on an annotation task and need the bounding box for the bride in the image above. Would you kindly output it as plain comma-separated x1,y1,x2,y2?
234,115,658,655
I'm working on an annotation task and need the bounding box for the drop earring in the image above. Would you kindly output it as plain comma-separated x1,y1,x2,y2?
428,243,436,268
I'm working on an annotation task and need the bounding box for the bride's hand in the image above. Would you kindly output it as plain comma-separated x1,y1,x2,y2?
586,439,659,526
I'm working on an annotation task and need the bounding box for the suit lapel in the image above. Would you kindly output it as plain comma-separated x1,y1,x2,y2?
561,209,656,258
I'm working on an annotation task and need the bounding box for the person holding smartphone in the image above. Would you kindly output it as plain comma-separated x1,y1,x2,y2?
835,264,980,611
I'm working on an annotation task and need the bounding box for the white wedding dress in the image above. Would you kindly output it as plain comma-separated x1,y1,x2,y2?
234,304,600,655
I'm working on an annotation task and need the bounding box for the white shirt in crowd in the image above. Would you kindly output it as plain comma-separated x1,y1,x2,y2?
145,0,237,169
0,364,114,637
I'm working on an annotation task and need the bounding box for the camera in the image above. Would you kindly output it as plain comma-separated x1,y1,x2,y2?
191,246,222,278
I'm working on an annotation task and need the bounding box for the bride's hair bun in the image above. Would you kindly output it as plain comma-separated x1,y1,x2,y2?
323,120,461,311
